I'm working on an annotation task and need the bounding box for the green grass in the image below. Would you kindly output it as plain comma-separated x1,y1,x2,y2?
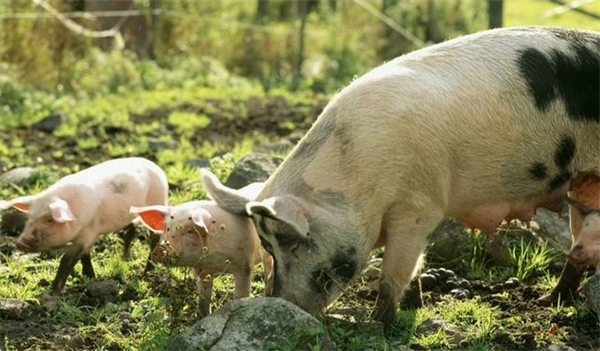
504,0,600,30
510,238,555,281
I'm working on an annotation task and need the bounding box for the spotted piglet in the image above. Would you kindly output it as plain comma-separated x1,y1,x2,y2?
130,199,273,317
0,157,168,293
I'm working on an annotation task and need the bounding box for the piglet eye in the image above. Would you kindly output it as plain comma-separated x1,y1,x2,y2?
45,218,54,225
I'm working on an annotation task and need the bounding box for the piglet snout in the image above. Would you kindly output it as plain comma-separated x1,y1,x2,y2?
16,238,35,253
152,245,168,264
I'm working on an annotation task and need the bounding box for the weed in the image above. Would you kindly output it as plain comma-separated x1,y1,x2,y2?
510,239,555,281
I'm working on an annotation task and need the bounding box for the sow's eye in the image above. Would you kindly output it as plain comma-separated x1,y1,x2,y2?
44,217,55,225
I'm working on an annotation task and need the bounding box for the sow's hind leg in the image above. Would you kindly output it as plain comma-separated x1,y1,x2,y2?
372,203,444,327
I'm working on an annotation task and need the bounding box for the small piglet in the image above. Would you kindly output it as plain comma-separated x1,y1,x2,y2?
0,157,168,293
566,196,600,271
131,199,273,317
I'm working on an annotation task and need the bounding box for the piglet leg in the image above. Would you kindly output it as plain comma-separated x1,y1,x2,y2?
80,251,95,278
538,262,583,303
143,234,160,273
194,268,213,317
233,262,253,299
51,244,85,294
120,223,137,260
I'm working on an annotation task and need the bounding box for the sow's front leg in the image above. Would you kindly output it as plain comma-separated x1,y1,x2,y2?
373,204,443,327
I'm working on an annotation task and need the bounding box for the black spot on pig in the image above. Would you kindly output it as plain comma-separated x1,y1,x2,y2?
554,136,576,170
528,162,548,180
518,48,556,112
331,249,357,282
553,43,599,122
517,41,600,122
291,111,336,164
548,172,572,191
310,247,357,294
111,181,126,194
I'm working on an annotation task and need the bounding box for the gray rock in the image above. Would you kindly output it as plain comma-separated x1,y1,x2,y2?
0,298,28,319
38,295,59,312
87,279,119,297
582,273,600,313
32,113,64,133
1,209,27,236
255,139,295,155
531,208,571,253
416,317,466,344
25,261,56,272
225,153,283,189
168,297,329,351
148,139,178,153
546,344,577,351
0,167,36,187
286,130,306,144
428,220,469,262
187,157,211,168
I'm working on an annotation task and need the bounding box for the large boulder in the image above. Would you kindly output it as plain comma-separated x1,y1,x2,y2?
530,208,571,253
225,153,283,189
0,167,36,187
428,220,470,262
168,297,330,351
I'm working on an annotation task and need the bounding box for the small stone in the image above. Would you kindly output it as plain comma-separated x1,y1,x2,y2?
504,277,521,289
491,284,504,293
0,298,28,319
87,279,119,297
437,268,455,280
187,157,211,168
546,344,577,351
445,279,458,291
419,273,437,291
582,273,600,313
457,280,472,291
148,139,178,153
38,295,59,312
32,113,64,133
416,317,466,344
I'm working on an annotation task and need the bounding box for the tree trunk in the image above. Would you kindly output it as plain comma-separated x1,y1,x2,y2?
292,0,309,90
84,0,148,56
487,0,503,29
256,0,268,23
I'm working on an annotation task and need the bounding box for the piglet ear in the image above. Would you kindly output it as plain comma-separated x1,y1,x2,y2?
3,196,34,213
190,208,218,236
49,199,75,223
130,205,168,232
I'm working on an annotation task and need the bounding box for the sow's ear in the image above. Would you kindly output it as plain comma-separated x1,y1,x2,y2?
2,196,34,213
200,169,252,216
190,208,218,236
49,199,75,223
246,195,310,241
130,205,169,232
